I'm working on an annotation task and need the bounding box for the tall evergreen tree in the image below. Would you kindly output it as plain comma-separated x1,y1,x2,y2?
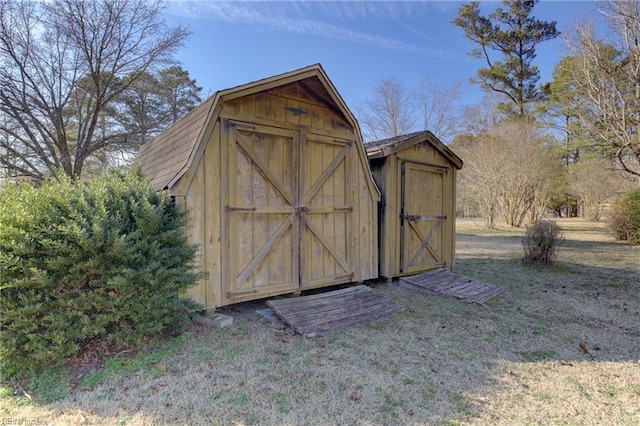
539,56,596,166
453,0,559,116
117,71,165,146
158,66,203,124
116,66,202,146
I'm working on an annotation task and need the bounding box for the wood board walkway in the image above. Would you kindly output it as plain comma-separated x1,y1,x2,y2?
400,268,503,304
267,285,402,337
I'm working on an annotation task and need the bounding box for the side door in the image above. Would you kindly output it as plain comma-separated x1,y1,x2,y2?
225,121,300,302
400,162,447,274
299,133,354,288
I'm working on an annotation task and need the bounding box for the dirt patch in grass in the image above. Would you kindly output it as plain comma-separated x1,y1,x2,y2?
2,219,639,425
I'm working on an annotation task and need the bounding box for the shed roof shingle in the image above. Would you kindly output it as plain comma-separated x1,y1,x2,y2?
138,95,216,190
364,131,463,169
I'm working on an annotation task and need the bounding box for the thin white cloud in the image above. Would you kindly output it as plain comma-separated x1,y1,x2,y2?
309,1,431,21
165,1,453,59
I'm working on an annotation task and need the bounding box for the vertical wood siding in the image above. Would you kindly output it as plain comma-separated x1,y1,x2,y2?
175,81,377,309
374,142,457,278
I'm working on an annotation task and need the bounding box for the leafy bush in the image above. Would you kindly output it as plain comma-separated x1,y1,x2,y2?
522,220,563,266
0,168,200,378
609,188,640,244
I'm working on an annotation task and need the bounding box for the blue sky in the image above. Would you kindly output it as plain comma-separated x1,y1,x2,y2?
163,1,600,116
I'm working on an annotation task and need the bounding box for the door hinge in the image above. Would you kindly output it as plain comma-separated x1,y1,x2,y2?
403,214,447,222
226,119,256,130
226,289,258,299
334,272,355,281
225,204,257,213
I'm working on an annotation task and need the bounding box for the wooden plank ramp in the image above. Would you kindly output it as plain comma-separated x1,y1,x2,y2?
400,268,503,304
267,285,402,337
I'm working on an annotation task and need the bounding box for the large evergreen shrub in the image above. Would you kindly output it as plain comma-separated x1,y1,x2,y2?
609,188,640,244
0,168,200,378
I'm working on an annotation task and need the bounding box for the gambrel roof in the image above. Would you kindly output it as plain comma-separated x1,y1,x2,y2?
364,131,463,169
138,95,215,191
138,64,374,192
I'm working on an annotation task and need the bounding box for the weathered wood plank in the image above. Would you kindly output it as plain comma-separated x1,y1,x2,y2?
182,149,207,306
299,305,400,336
415,268,447,278
203,127,222,309
466,287,505,304
291,300,400,325
273,284,369,303
400,269,503,304
270,287,373,313
431,282,475,298
433,277,476,293
449,282,490,298
276,293,388,321
291,305,400,336
267,285,401,336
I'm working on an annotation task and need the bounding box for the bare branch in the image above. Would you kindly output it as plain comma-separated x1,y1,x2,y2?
565,5,640,181
357,77,416,141
0,0,190,180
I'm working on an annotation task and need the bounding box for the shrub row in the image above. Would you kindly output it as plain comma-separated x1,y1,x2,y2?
0,168,199,378
609,187,640,245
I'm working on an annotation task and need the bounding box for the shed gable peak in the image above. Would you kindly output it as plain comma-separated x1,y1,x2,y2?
138,64,367,191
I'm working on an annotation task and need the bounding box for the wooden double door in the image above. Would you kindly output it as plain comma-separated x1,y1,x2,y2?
224,121,354,303
400,161,447,274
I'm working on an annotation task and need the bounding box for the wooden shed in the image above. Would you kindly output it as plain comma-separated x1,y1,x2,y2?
138,64,380,310
364,131,463,280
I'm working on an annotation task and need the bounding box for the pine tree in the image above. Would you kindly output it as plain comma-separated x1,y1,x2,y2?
453,0,559,116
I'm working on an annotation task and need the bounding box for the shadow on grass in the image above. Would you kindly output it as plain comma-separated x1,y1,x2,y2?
4,260,639,425
455,256,639,286
3,229,638,425
458,231,637,251
452,256,640,363
457,232,523,244
560,236,638,251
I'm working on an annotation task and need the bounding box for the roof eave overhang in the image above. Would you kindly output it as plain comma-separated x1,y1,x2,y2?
365,131,463,169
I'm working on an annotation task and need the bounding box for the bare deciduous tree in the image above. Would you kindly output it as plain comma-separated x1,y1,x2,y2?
460,92,505,135
358,75,463,143
458,119,560,228
412,75,462,143
457,133,506,228
567,158,618,221
566,0,640,182
0,0,189,180
357,77,415,141
495,122,559,226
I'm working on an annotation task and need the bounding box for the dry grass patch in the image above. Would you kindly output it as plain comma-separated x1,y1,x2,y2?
1,219,639,425
471,360,640,425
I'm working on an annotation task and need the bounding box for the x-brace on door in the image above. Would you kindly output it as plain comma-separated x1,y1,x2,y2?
225,121,354,303
400,161,447,274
